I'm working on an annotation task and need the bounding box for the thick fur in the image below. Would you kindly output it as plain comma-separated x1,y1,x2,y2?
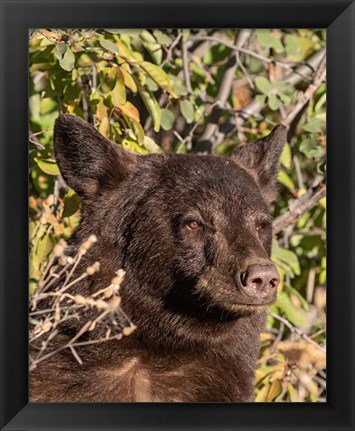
30,115,286,402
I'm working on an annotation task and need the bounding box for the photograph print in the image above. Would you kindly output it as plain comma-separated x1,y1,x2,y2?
28,28,326,403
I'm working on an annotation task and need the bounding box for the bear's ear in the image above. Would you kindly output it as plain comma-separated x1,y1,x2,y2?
54,115,138,199
229,124,287,203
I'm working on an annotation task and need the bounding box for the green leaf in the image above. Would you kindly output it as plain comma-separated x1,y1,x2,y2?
255,94,267,105
154,30,172,46
180,99,194,124
109,77,126,106
161,109,175,131
104,29,128,34
171,76,188,96
176,142,187,154
280,142,292,169
299,138,324,159
302,117,324,133
121,139,148,155
126,118,145,144
277,170,295,192
63,189,80,218
145,77,159,92
279,93,291,105
59,45,75,71
100,39,118,54
275,291,308,327
36,234,54,268
272,240,301,277
256,29,284,54
255,77,272,95
285,34,312,62
268,94,281,111
34,158,60,176
54,42,67,60
140,61,177,97
138,86,161,132
143,136,163,153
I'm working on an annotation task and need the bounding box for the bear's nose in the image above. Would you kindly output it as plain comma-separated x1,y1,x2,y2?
240,264,280,296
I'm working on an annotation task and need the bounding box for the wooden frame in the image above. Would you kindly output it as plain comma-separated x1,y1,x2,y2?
0,0,354,429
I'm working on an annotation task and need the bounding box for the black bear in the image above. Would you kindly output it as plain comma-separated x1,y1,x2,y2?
30,115,286,402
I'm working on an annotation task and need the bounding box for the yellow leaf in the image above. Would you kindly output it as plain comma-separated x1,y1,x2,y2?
117,101,140,122
141,61,177,97
319,197,326,209
96,100,108,121
267,379,282,401
120,63,138,93
122,139,148,155
287,383,300,402
99,117,110,137
255,383,270,402
109,77,126,106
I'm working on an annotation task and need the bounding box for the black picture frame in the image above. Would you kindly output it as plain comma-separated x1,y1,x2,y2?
1,1,354,430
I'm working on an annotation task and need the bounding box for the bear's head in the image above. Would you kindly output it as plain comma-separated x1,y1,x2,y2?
54,115,286,345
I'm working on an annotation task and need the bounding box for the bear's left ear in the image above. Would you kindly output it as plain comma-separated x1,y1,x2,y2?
229,124,287,203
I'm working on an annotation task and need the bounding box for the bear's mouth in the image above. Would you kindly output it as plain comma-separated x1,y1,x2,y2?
163,273,276,323
194,273,277,315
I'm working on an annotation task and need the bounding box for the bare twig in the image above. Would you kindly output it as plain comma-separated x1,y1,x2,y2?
196,30,252,152
196,39,325,152
273,181,326,234
189,35,315,81
161,31,183,67
268,311,326,353
181,38,192,94
284,54,326,127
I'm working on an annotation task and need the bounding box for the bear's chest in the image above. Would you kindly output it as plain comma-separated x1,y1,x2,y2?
96,355,250,402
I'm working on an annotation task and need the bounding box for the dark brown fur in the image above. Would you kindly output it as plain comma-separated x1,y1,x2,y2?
30,115,286,402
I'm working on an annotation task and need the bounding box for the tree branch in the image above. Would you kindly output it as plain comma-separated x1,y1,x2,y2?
272,181,326,234
268,311,326,353
195,30,252,152
196,47,326,153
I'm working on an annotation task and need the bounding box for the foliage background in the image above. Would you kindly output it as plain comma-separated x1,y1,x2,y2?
29,29,326,402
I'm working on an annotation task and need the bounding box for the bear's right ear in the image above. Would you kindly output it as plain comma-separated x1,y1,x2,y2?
54,115,138,199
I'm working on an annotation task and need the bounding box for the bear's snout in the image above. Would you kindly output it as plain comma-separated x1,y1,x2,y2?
239,263,280,301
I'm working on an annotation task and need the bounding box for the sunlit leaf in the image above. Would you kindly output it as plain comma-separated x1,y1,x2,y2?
100,39,118,54
256,29,284,53
154,30,172,46
121,139,147,155
99,117,110,137
138,86,161,132
34,158,60,176
141,61,177,97
277,170,295,192
117,101,140,123
267,379,282,402
143,136,163,153
58,45,75,71
280,142,292,169
109,77,126,106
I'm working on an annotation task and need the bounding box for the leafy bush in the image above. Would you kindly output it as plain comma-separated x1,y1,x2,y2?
29,29,326,402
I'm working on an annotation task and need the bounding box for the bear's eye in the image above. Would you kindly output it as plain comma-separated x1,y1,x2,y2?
185,220,200,231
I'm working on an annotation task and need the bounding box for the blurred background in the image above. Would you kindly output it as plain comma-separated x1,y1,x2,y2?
29,29,326,402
